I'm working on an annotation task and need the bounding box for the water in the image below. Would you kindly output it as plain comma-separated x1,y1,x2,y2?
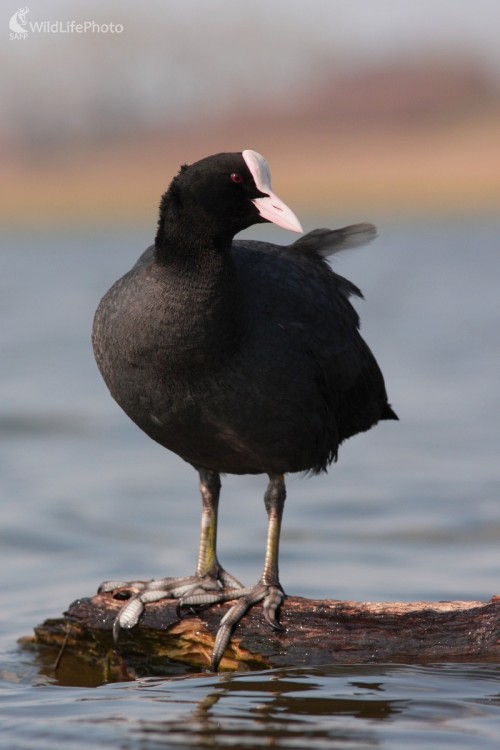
3,665,500,749
1,217,499,747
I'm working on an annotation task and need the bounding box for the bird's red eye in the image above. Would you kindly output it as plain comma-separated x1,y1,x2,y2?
230,172,243,184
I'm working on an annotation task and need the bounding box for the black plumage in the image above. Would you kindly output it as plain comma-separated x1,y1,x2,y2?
92,150,397,669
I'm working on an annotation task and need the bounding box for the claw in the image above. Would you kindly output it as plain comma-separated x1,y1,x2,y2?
113,589,168,641
101,570,249,646
112,614,122,643
119,596,145,629
262,585,285,630
101,573,285,670
210,583,285,671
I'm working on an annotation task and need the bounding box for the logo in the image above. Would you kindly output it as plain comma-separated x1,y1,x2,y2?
9,7,124,40
9,6,29,39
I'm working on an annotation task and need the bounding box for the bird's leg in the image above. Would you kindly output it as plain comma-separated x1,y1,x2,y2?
195,468,243,590
260,472,287,624
209,473,287,670
100,472,286,669
195,467,221,579
99,468,244,638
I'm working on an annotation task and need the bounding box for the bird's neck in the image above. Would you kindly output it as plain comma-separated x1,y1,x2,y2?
153,210,246,366
154,209,237,297
155,192,236,254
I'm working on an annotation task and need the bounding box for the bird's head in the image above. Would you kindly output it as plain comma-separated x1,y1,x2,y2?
156,150,303,248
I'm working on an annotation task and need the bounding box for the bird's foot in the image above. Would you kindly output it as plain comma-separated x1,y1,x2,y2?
98,575,285,671
98,568,244,641
209,582,285,671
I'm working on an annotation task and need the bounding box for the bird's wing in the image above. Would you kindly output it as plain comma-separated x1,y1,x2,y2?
232,226,391,445
232,226,368,372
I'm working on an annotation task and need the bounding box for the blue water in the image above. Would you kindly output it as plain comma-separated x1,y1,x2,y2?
1,217,499,747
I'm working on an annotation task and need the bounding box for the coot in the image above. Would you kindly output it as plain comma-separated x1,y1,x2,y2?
92,149,397,670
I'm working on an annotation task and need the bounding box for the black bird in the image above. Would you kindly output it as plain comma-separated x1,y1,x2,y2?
92,149,397,670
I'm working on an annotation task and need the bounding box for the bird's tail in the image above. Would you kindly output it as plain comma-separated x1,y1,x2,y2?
382,404,398,420
290,223,377,258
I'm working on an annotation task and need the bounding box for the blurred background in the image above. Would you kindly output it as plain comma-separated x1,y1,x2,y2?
3,0,500,223
2,7,500,748
2,0,500,694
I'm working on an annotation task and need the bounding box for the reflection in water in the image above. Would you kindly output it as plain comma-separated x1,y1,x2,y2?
2,663,500,749
129,664,500,748
24,640,197,689
133,667,405,749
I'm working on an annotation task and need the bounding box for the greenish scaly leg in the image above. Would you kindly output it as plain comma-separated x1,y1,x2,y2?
210,473,286,670
196,468,220,578
195,468,243,589
259,473,286,623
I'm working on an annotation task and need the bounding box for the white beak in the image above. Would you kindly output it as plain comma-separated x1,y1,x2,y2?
243,149,303,234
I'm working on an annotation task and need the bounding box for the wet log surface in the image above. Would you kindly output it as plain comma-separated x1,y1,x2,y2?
28,592,500,680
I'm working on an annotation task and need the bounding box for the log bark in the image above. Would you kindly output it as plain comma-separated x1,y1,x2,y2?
28,592,500,682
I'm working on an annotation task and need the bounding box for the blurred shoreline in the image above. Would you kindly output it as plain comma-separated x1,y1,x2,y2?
4,60,500,224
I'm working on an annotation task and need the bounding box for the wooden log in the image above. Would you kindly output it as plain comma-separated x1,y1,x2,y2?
28,593,500,681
